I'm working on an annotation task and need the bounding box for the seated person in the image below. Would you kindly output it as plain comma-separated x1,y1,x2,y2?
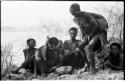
11,38,39,75
105,42,123,70
38,37,63,74
63,27,85,69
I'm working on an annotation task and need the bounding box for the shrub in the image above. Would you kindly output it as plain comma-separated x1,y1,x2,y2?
1,44,17,79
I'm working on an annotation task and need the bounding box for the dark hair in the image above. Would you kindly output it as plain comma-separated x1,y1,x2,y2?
70,3,80,11
48,37,59,46
110,42,121,50
69,27,78,33
27,38,36,45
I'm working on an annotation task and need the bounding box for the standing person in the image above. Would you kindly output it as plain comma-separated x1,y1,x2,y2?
70,3,109,74
63,27,85,69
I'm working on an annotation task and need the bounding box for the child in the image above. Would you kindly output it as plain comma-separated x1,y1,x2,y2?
11,38,38,74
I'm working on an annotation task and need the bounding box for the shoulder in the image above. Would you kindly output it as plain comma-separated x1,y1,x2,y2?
39,46,45,50
81,11,92,17
76,39,80,42
58,39,63,44
64,40,71,44
77,40,81,43
34,48,39,51
38,45,46,54
120,53,123,58
23,48,28,53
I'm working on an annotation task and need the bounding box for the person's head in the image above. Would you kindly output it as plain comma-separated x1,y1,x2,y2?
70,3,81,16
47,37,59,50
69,27,78,40
27,38,36,48
47,37,62,55
110,42,121,56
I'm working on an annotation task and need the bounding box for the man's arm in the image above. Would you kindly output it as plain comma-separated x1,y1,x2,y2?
23,49,27,60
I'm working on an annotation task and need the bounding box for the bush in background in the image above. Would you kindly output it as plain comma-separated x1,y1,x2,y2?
1,43,17,79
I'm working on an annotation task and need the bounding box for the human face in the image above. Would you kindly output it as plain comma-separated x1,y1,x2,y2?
28,40,36,48
48,43,57,50
70,5,80,17
69,30,77,40
111,45,120,56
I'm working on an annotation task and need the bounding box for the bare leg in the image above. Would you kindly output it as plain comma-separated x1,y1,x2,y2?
86,35,100,74
35,58,47,76
11,55,35,74
78,39,89,71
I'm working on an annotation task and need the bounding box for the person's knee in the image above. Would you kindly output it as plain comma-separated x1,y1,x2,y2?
86,44,93,54
35,58,41,62
87,37,99,52
79,40,87,49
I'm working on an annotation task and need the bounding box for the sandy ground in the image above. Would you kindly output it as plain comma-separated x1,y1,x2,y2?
31,69,124,80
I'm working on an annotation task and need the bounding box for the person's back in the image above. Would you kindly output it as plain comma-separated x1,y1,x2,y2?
71,4,108,43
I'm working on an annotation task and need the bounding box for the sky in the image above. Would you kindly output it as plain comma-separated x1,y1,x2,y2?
1,1,123,30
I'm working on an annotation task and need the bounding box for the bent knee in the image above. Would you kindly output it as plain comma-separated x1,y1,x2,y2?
86,44,93,52
79,40,87,49
35,58,41,61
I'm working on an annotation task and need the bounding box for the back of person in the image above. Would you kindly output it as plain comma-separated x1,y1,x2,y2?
89,12,109,30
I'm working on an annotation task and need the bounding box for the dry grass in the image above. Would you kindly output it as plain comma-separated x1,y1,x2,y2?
7,69,123,80
43,69,124,80
1,44,17,79
1,44,124,80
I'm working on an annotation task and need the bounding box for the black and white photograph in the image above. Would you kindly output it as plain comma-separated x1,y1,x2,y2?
1,1,124,80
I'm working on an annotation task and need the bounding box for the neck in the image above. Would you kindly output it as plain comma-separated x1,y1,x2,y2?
29,47,34,50
71,38,76,42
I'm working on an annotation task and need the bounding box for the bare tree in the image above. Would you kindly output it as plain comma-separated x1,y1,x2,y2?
1,44,16,79
95,3,124,41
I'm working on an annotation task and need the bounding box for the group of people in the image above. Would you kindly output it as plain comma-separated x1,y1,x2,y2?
11,3,124,77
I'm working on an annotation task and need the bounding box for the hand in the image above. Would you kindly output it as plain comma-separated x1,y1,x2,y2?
44,57,46,61
74,47,80,53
